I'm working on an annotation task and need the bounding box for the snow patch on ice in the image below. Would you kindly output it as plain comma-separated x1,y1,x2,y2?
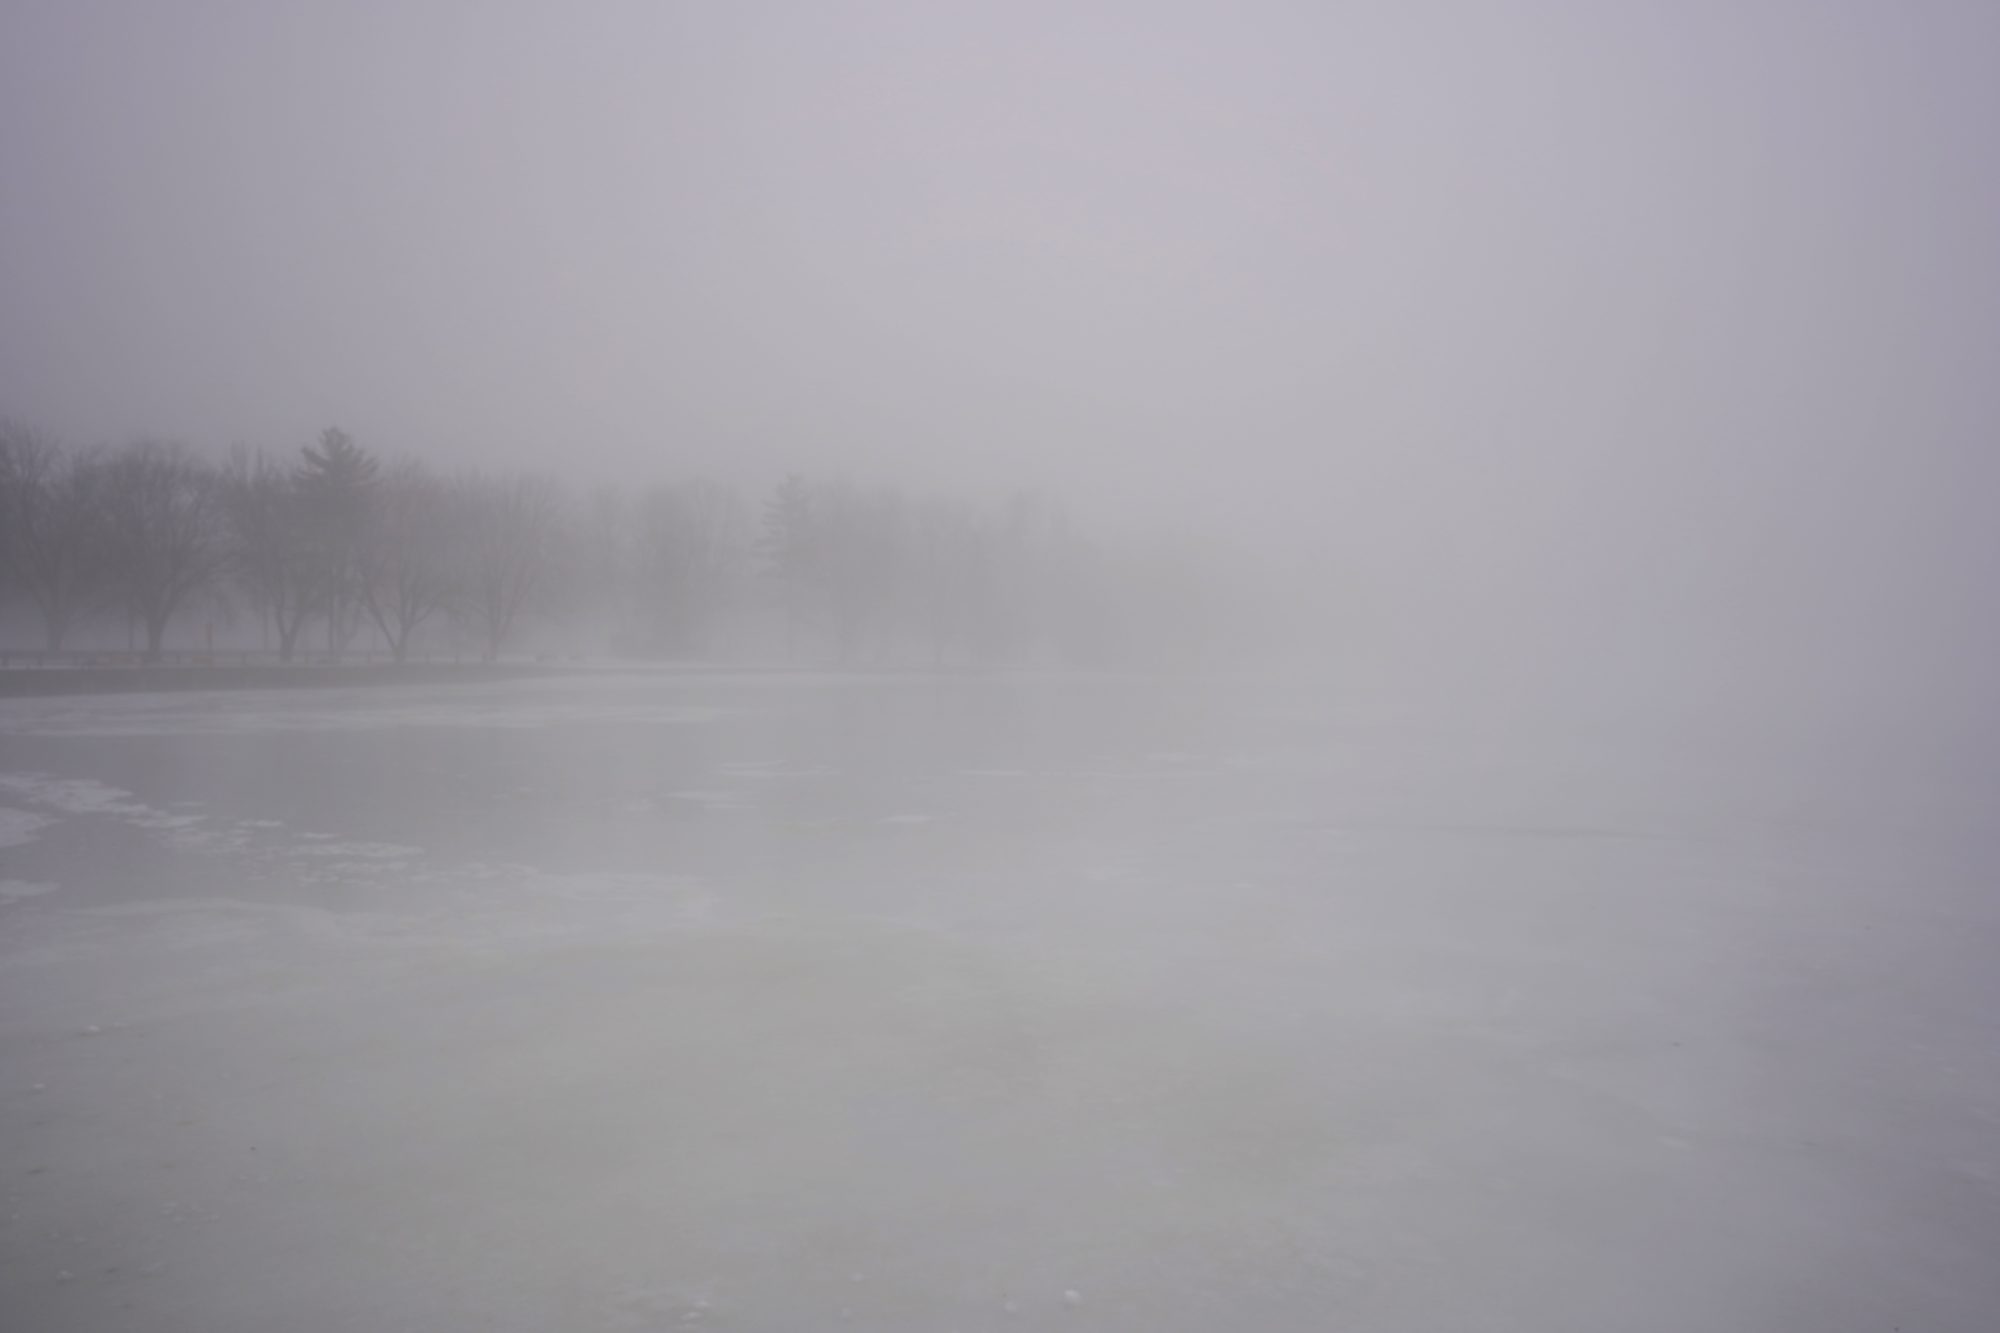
880,813,934,825
130,813,204,831
0,773,239,852
0,773,149,818
0,879,56,903
667,790,752,810
292,841,422,860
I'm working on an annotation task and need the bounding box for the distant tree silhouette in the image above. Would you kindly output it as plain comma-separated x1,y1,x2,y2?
908,496,985,668
0,413,1242,669
1,424,109,652
757,474,816,661
457,472,565,662
633,479,747,655
297,427,380,658
222,447,319,661
359,462,458,662
100,441,223,661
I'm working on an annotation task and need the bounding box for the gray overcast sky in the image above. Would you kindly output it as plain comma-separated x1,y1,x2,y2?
3,1,1997,696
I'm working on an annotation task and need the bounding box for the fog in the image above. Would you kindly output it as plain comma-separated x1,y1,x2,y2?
6,3,1998,700
3,4,1998,1330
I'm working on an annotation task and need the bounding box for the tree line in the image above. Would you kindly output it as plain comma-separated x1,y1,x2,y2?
0,420,1231,667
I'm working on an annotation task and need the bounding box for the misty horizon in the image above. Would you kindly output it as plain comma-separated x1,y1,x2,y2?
4,2,1998,711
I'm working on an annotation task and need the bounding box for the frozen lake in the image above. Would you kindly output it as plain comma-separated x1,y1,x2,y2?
2,672,1996,1331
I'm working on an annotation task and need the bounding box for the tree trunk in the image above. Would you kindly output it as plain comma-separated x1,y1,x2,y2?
483,603,514,663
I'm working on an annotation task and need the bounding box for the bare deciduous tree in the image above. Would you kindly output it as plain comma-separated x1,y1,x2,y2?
908,496,988,669
457,473,566,662
632,479,747,655
811,481,906,664
1,422,108,652
222,447,319,661
360,462,459,662
576,484,637,650
100,441,223,661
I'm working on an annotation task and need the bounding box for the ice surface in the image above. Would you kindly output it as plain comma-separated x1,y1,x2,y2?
0,806,53,848
0,678,727,738
1,674,1995,1333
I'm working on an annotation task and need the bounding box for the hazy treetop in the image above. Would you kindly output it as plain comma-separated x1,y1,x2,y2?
3,2,1997,701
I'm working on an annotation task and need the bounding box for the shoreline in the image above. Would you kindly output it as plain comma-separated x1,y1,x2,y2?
0,662,573,698
0,660,1219,699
